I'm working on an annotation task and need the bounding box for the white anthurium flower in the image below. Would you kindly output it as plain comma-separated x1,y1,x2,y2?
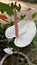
4,48,13,55
5,20,36,47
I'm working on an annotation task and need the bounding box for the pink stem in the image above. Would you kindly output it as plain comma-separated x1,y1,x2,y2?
14,8,19,37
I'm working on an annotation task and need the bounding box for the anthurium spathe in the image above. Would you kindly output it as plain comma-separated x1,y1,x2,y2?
5,20,36,47
5,9,36,48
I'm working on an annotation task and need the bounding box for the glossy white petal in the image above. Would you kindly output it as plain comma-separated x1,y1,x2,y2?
5,20,34,39
4,48,13,55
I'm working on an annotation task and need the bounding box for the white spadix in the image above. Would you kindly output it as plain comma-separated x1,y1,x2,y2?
5,20,36,47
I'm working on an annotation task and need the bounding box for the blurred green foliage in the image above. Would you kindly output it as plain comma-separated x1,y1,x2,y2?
0,2,21,16
32,12,37,19
31,20,37,51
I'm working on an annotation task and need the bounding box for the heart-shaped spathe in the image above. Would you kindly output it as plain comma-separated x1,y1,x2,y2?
5,20,36,47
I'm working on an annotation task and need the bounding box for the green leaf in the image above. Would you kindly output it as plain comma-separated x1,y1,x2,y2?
32,12,37,19
0,2,13,16
20,14,26,20
33,36,37,47
31,21,37,51
8,39,18,51
11,2,21,12
32,20,37,47
0,2,21,16
32,47,37,51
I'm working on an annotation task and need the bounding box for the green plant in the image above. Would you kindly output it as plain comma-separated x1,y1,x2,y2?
0,2,21,16
0,21,14,47
32,12,37,19
31,20,37,51
11,2,21,12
